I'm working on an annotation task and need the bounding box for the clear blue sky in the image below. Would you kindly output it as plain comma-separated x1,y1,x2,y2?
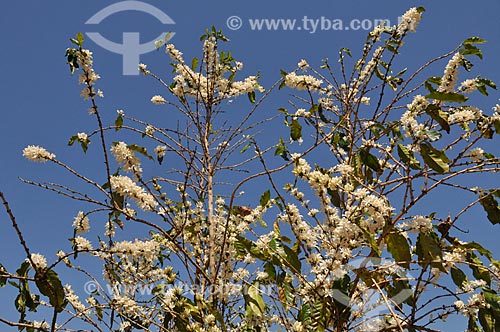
1,0,500,329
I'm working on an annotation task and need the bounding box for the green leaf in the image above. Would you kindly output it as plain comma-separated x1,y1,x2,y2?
191,57,199,70
245,283,265,318
260,190,271,207
479,193,500,225
425,129,442,142
35,270,66,312
240,142,252,154
274,137,290,161
416,231,445,271
463,36,487,45
76,32,85,45
450,266,468,289
115,114,123,131
397,144,421,170
468,315,481,332
0,263,6,287
425,104,450,133
419,142,450,173
127,144,154,160
327,188,343,209
248,91,256,103
460,44,483,59
340,47,352,57
359,149,381,173
264,262,276,281
68,135,78,146
478,308,499,332
299,303,311,323
425,91,468,103
290,119,302,141
282,244,301,272
483,288,500,317
361,228,381,257
467,252,491,285
386,232,411,269
477,78,498,96
416,6,426,13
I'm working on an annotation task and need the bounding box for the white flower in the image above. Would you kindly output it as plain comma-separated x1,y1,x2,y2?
74,236,93,251
234,61,243,70
73,211,90,234
23,145,55,162
448,108,480,124
459,78,478,93
120,321,132,332
110,175,158,211
401,215,433,233
397,7,422,34
454,300,465,309
406,95,429,112
151,95,167,105
467,147,484,162
138,63,149,75
298,59,309,69
438,53,463,93
145,125,154,136
154,145,167,159
29,253,47,270
285,72,323,92
111,142,142,176
77,132,88,141
33,321,50,330
65,284,86,313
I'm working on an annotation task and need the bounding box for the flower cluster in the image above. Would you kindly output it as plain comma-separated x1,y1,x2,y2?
29,253,47,270
73,211,90,234
22,145,55,163
151,95,167,105
164,41,263,103
64,284,86,313
110,175,157,211
459,78,479,93
110,142,143,176
448,107,482,124
439,52,463,93
75,49,103,100
399,215,433,233
467,147,484,162
397,7,422,34
284,72,323,92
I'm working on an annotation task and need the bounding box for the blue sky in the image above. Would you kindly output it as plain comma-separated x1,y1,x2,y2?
1,0,500,330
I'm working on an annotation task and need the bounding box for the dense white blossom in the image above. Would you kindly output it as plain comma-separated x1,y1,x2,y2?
23,145,55,162
154,145,167,159
438,52,463,93
459,78,478,93
73,211,90,234
285,72,323,92
151,95,167,105
110,175,158,211
29,253,47,270
110,142,142,176
467,147,484,162
65,284,86,313
397,7,422,34
74,236,93,251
